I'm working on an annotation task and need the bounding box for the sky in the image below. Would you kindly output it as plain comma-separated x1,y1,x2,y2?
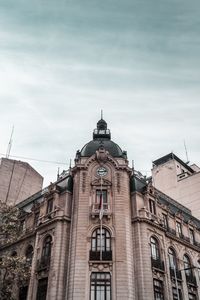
0,0,200,186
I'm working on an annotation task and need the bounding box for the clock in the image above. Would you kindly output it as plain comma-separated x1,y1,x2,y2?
97,167,107,177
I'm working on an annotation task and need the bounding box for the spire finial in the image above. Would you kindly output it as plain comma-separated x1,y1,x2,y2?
101,109,103,120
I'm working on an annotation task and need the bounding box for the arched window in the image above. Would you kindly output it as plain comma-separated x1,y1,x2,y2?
26,245,34,264
197,260,200,280
41,235,52,266
183,254,192,277
168,247,180,279
168,247,177,269
90,228,112,261
150,237,160,260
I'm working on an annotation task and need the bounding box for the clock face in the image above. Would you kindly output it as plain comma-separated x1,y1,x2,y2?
97,167,107,177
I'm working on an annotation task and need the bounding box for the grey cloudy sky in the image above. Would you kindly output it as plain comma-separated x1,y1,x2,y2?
0,0,200,186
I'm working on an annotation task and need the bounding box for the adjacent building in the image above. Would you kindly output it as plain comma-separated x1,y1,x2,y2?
0,118,200,300
0,158,43,205
152,153,200,219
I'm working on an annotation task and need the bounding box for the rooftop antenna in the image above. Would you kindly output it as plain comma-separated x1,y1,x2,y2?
184,140,189,164
101,109,103,119
69,158,72,170
6,125,14,159
132,160,134,172
57,167,60,180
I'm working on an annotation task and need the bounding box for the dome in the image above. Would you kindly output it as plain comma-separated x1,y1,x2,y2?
81,139,123,157
80,117,126,158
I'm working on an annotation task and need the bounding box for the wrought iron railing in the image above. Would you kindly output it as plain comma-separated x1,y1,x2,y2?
37,256,51,271
151,258,165,271
185,273,197,285
169,267,182,280
89,250,112,261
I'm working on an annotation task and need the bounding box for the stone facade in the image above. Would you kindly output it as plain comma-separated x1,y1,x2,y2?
1,119,200,300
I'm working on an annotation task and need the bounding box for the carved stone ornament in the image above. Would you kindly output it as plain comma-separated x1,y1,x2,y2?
96,146,109,164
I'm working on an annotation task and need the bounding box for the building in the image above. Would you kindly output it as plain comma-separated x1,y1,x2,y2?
0,158,43,205
1,118,200,300
152,153,200,219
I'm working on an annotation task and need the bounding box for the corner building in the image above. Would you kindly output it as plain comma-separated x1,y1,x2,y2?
2,118,200,300
67,118,134,299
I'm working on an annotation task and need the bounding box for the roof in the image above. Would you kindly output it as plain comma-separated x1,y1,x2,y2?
17,174,73,209
153,153,194,174
157,189,200,229
81,139,124,158
130,175,147,193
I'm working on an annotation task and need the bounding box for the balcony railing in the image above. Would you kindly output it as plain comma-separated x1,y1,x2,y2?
167,227,176,236
37,256,51,271
151,258,165,271
89,250,112,261
167,228,197,247
194,240,200,248
90,204,111,218
185,273,197,285
169,267,182,280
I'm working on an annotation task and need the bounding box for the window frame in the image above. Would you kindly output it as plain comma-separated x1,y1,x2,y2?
189,228,195,244
150,237,160,261
95,190,108,210
176,221,182,238
41,235,52,266
183,254,192,277
153,279,164,300
149,199,156,215
90,272,111,300
46,198,53,215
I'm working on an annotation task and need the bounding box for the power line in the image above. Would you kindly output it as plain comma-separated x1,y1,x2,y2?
0,153,67,165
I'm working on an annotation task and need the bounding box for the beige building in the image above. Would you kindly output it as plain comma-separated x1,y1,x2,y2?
152,153,200,219
1,119,200,300
0,157,43,205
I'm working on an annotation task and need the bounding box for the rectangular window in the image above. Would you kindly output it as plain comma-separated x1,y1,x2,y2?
96,190,108,209
34,211,40,226
189,228,195,244
46,198,53,214
188,293,197,300
36,278,48,300
172,287,182,300
149,199,156,215
20,219,26,232
19,286,28,300
90,272,111,300
153,279,164,300
162,214,168,228
176,222,182,238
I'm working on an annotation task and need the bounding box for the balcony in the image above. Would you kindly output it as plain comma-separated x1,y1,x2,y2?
185,273,197,286
151,258,165,271
170,267,182,280
167,228,192,245
90,204,111,219
89,250,112,261
194,240,200,248
167,227,176,236
37,257,51,272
